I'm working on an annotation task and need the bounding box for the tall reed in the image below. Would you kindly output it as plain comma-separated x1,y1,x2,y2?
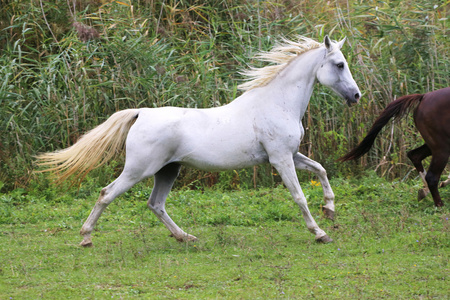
0,0,448,191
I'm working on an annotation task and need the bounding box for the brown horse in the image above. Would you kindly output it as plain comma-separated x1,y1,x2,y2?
340,87,450,207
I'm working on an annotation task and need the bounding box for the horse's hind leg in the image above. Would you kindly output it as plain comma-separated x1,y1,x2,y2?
80,173,142,247
148,163,197,242
425,153,448,207
407,144,432,201
294,153,335,220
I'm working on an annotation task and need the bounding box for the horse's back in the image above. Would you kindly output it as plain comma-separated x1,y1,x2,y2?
420,87,450,110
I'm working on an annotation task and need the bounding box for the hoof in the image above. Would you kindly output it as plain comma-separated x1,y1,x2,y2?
418,189,428,201
173,233,198,242
80,239,93,247
322,207,335,221
316,234,333,243
439,181,449,188
184,234,198,242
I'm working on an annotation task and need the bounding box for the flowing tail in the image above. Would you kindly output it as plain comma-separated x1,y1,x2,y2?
339,94,424,161
36,109,140,183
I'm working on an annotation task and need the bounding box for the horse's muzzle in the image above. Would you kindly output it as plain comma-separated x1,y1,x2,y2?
346,92,360,106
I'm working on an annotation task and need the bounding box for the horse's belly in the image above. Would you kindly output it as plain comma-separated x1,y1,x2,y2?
178,143,269,171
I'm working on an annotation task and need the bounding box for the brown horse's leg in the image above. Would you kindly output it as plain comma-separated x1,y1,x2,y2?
425,153,448,207
407,144,432,201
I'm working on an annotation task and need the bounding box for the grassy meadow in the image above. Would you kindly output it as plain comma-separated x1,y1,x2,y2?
1,172,449,298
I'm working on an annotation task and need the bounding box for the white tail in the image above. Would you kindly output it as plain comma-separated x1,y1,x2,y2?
36,109,140,183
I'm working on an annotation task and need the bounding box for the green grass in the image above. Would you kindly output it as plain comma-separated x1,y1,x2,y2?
1,173,448,299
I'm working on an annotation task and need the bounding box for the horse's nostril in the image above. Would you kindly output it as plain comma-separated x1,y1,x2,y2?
355,93,360,100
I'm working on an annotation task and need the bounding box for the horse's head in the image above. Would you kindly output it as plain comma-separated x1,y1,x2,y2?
316,35,361,106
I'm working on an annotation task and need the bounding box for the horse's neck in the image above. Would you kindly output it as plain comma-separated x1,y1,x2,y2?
251,48,323,121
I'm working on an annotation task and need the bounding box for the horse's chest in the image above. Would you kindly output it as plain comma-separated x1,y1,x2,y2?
255,119,303,150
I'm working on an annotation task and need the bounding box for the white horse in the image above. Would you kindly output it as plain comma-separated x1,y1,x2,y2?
37,36,361,247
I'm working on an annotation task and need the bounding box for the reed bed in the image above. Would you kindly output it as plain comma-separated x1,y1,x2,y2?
0,0,448,190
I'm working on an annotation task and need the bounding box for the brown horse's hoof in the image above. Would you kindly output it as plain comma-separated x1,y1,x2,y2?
316,234,333,243
418,189,427,201
322,207,335,221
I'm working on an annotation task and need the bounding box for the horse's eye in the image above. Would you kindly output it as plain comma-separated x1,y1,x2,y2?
337,63,344,69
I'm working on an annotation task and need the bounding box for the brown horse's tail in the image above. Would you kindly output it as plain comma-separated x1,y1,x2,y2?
339,94,424,162
35,109,140,183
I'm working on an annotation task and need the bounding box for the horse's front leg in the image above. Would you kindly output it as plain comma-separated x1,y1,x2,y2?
294,153,335,220
271,156,332,243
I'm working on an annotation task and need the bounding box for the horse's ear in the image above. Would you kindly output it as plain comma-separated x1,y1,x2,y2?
338,37,346,49
324,35,332,51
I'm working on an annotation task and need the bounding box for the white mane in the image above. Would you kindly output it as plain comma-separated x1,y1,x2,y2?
238,36,323,91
